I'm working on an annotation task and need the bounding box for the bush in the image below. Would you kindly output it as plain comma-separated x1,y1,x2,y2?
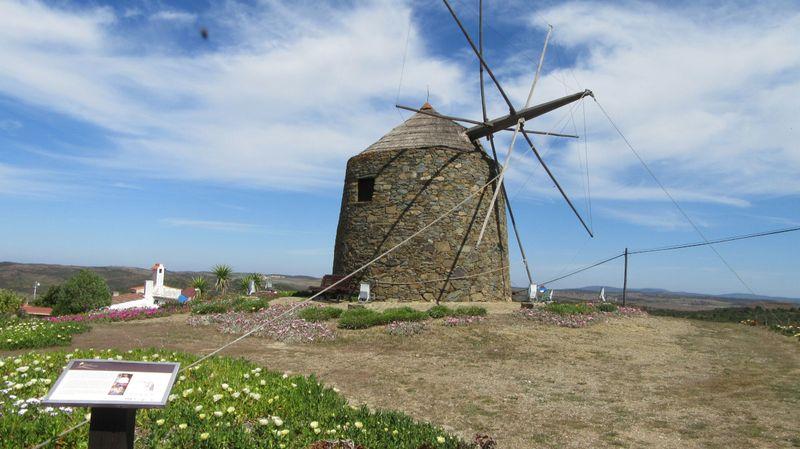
427,305,452,318
1,348,463,449
191,301,229,315
381,307,429,323
298,306,343,322
0,320,89,350
337,307,383,329
544,303,592,315
338,307,428,330
451,306,487,317
38,270,111,315
596,303,618,312
0,289,24,317
427,305,487,318
232,297,272,313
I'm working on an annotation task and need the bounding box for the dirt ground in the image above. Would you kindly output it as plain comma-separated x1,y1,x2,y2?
9,301,800,448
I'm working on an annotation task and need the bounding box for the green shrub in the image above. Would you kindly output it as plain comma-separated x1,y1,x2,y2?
232,297,272,313
427,305,487,318
338,308,383,329
1,348,463,449
298,306,343,322
338,307,428,329
427,305,452,318
191,302,229,315
545,303,592,315
381,307,429,323
596,303,618,312
37,270,112,315
451,306,487,317
0,289,24,317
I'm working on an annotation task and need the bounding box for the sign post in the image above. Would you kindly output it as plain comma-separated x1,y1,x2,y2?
42,359,180,449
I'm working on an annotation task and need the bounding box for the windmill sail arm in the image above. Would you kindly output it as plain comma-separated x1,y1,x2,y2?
466,90,593,141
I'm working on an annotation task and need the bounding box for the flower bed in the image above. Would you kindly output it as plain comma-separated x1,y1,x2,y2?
46,306,187,323
0,348,462,449
187,303,335,343
517,303,646,328
443,316,485,327
0,320,89,350
386,321,426,336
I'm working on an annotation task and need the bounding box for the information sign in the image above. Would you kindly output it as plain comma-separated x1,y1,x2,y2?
42,359,180,408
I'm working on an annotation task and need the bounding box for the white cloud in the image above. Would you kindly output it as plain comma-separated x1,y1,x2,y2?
504,1,800,206
0,119,22,131
149,10,196,23
0,163,77,197
0,0,797,210
159,218,262,232
0,0,466,192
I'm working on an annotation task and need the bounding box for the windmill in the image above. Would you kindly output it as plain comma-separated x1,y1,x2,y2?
395,0,594,298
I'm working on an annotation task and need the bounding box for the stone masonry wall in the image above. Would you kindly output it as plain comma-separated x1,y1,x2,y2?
332,146,511,302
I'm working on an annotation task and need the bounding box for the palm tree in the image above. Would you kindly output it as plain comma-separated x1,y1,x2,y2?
247,273,262,291
238,278,252,295
212,264,232,296
191,276,208,299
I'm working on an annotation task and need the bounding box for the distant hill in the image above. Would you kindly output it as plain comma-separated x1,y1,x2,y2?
0,262,321,298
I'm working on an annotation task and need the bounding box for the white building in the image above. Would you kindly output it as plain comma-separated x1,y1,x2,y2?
110,263,194,310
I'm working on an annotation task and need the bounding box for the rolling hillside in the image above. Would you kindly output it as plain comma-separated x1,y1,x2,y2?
0,262,321,297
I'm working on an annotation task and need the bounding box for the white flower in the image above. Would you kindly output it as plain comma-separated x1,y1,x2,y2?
279,429,289,436
437,436,446,443
250,393,261,401
354,421,363,429
199,413,206,420
232,392,240,399
213,411,223,417
258,418,270,425
195,405,203,412
221,383,229,390
226,406,235,414
309,421,319,429
16,366,29,373
212,394,223,402
178,423,187,430
313,428,321,434
156,419,165,425
200,432,209,440
281,373,288,379
182,388,193,397
272,416,284,426
260,380,266,386
168,394,177,401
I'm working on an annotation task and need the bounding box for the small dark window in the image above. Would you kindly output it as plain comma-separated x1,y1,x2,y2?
358,177,375,202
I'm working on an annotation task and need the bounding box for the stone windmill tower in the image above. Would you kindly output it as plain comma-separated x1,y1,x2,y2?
332,102,511,302
325,0,595,303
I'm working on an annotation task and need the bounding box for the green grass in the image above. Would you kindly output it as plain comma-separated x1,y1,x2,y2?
0,319,89,350
427,305,487,318
338,307,429,330
0,348,462,449
297,306,342,322
191,296,275,315
544,303,592,315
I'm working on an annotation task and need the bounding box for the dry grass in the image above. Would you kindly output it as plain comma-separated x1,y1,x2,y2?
5,301,799,448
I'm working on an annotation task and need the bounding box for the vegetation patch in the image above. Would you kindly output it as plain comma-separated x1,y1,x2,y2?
36,270,112,316
386,320,426,336
46,305,188,323
426,305,487,319
649,306,800,341
298,306,343,322
187,303,334,343
0,319,89,350
519,303,646,328
337,307,428,330
191,295,274,315
443,316,485,327
0,348,463,449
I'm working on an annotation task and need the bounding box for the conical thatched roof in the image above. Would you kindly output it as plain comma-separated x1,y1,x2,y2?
361,103,477,154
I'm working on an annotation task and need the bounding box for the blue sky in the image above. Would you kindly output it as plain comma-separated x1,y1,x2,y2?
0,0,798,297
